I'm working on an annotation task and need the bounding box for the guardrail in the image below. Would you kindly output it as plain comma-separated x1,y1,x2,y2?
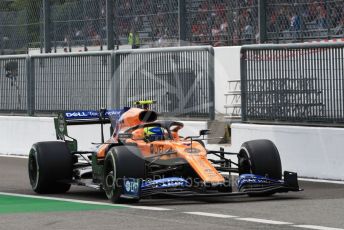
241,42,344,125
0,46,215,119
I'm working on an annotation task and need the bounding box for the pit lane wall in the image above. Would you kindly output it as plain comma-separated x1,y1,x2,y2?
231,123,344,181
0,116,206,156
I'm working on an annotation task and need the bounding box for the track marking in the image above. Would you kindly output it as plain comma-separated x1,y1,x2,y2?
298,178,344,185
184,212,343,230
184,212,237,218
0,192,171,211
0,154,28,159
293,225,344,230
236,217,292,225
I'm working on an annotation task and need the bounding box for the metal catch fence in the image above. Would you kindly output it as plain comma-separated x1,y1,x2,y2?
31,52,112,113
0,55,28,113
1,0,343,54
241,42,344,125
114,46,214,118
0,46,215,119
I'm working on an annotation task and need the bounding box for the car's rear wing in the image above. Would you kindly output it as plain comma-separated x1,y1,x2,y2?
62,109,128,125
54,108,129,151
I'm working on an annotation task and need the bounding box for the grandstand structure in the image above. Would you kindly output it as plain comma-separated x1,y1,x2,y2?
0,0,343,54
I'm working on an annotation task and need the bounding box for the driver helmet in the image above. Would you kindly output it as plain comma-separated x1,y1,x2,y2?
144,126,164,142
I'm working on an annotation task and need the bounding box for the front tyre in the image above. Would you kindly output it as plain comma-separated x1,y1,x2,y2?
103,146,145,203
238,139,282,180
238,139,282,196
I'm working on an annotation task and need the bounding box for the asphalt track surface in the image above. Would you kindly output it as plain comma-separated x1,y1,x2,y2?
1,156,344,230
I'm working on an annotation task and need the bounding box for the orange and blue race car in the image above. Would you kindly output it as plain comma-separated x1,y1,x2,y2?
28,100,301,203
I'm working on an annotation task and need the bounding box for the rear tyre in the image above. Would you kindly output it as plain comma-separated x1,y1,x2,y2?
103,146,145,203
238,139,282,197
28,141,72,194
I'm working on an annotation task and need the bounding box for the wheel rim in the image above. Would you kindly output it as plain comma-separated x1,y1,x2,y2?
238,148,252,175
104,157,116,198
28,151,39,189
105,171,114,188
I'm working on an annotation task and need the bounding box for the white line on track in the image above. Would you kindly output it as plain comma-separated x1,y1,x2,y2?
0,192,171,211
236,217,292,225
0,154,28,159
293,225,344,230
184,212,237,218
184,212,344,230
298,178,344,185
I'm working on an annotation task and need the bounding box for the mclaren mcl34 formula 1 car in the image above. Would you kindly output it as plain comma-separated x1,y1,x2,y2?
28,100,301,203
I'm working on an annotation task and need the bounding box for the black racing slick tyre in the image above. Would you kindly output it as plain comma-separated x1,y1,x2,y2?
103,146,145,203
28,141,73,194
238,139,282,180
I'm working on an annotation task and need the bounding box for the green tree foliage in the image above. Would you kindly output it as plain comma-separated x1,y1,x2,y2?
11,0,42,47
12,0,36,9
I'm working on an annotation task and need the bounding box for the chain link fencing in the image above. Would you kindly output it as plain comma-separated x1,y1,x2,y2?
266,0,344,43
114,0,179,48
185,0,259,46
0,1,42,54
1,0,344,54
50,0,106,52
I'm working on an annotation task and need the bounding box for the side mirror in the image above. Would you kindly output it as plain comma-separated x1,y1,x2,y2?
199,129,211,136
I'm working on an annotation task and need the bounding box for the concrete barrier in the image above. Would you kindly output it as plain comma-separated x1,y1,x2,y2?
231,123,344,180
0,116,207,156
3,115,342,180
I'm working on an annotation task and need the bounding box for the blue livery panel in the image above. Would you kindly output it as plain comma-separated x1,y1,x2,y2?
122,178,141,198
237,174,283,191
141,177,189,189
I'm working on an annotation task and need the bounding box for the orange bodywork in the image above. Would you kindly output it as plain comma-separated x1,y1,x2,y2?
120,108,147,128
97,107,225,184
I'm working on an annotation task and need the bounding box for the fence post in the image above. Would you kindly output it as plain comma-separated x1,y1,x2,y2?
240,49,247,121
43,0,52,53
208,48,215,120
226,1,234,46
26,56,35,116
325,0,331,39
258,0,267,43
178,0,186,46
106,0,114,50
0,12,3,55
207,0,213,45
113,52,121,108
109,52,116,108
0,28,3,55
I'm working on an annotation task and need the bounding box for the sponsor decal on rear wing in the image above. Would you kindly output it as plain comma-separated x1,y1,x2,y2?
64,108,129,121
